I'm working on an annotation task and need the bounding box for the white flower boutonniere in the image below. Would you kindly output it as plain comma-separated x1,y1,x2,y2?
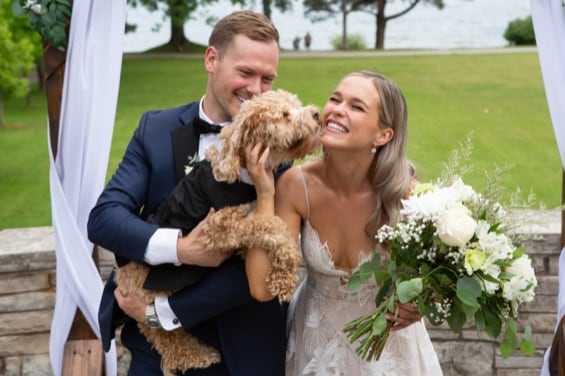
184,152,200,175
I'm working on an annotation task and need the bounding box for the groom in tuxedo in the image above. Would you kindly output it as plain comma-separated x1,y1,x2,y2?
88,11,285,375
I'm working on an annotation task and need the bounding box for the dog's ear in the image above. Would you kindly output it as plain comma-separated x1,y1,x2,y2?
210,118,243,183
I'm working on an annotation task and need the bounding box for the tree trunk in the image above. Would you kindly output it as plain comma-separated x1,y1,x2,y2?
263,0,272,19
43,42,66,158
341,0,348,50
35,57,45,91
375,0,386,49
170,23,189,51
0,101,5,127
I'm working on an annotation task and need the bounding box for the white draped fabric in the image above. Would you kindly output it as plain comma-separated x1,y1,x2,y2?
48,0,125,375
530,0,565,374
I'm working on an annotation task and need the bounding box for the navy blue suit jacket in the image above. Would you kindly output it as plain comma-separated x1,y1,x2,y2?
88,102,286,375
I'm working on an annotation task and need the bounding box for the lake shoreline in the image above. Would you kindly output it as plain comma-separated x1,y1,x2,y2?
122,46,537,59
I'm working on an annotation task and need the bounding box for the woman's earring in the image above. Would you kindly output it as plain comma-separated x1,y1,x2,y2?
371,146,377,154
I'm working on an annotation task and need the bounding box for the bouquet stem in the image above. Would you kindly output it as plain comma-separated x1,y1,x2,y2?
343,309,395,362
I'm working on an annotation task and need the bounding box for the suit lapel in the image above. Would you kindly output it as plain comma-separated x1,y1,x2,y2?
172,106,200,182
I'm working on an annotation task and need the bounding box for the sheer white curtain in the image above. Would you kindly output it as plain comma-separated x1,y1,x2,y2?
530,0,565,374
48,0,126,375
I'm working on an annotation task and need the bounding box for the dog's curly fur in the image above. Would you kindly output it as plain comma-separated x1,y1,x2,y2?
115,89,321,375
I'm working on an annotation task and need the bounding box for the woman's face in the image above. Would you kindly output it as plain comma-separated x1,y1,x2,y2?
321,75,390,152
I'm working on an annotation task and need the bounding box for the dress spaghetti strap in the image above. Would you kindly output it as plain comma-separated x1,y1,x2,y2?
298,166,310,220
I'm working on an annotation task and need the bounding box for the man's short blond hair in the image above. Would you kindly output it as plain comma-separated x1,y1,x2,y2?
209,11,280,56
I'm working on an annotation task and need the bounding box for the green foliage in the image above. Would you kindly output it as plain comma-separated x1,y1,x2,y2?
0,51,558,229
0,3,36,125
12,0,71,51
504,15,535,46
330,33,366,50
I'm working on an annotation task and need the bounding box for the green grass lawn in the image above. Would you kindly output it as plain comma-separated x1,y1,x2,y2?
0,50,559,229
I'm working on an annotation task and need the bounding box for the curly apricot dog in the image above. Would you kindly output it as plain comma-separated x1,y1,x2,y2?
115,89,321,375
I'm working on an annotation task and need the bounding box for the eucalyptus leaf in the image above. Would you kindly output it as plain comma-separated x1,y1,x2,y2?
483,305,502,338
397,278,423,303
500,325,518,359
12,1,25,16
456,277,481,307
519,338,536,356
447,302,466,333
371,314,388,336
474,309,485,331
513,246,526,259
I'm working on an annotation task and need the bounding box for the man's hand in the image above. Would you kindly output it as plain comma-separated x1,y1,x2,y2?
114,273,145,323
177,208,232,266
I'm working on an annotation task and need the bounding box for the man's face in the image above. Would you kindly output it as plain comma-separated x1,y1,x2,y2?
203,34,279,123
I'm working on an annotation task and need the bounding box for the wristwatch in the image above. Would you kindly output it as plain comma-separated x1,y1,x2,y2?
145,303,161,329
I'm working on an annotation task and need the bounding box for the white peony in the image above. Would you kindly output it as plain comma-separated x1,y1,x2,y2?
436,203,477,248
448,177,477,202
502,254,537,303
475,220,514,262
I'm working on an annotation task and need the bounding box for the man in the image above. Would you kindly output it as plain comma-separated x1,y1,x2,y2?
88,11,284,375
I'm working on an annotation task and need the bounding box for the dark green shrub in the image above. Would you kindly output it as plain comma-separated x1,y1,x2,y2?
330,34,367,50
504,16,536,46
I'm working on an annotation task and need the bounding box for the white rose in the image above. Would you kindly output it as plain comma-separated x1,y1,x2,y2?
436,204,476,248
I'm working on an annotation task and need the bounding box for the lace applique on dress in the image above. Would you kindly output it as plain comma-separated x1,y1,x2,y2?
285,221,443,376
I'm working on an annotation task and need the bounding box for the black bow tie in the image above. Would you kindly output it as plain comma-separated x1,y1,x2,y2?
193,117,223,135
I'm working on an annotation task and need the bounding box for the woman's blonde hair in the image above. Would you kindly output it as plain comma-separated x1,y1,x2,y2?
346,71,415,245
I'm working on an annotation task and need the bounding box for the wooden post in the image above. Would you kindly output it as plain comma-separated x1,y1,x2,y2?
562,170,565,250
548,170,565,376
42,25,104,376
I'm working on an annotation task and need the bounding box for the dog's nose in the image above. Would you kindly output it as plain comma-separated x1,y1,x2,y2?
311,110,320,122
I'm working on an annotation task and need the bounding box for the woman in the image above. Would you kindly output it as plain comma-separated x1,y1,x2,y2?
245,71,442,375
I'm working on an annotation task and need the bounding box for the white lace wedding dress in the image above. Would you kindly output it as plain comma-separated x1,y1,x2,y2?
285,170,443,376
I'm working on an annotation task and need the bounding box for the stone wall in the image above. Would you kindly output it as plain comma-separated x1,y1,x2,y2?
0,212,560,375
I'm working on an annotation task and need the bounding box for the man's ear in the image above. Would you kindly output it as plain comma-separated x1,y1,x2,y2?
374,127,394,147
204,46,218,73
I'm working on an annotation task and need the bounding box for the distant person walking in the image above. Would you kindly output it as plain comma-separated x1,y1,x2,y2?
293,36,300,50
304,32,312,50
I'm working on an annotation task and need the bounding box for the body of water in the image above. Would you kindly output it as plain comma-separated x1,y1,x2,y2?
123,0,532,52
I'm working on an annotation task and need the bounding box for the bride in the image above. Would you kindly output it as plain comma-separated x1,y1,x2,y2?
245,70,443,375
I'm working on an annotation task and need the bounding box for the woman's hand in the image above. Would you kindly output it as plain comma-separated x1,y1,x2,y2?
245,143,275,201
387,301,422,331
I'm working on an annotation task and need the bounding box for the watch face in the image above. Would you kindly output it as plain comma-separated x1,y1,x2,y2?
145,304,161,328
146,318,161,328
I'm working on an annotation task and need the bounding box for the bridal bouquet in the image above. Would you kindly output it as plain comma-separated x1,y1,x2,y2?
343,176,537,362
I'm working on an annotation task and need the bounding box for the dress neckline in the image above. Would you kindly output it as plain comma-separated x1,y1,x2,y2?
303,220,373,275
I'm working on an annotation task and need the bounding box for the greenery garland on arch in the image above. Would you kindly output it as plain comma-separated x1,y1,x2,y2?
12,0,72,51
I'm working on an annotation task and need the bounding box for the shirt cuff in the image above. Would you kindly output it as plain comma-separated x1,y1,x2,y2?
154,295,182,331
144,228,181,266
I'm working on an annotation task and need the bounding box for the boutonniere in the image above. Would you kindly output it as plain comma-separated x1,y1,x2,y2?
184,152,200,175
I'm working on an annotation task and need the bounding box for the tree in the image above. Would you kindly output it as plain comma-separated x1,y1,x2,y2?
358,0,444,49
129,0,293,51
261,0,292,20
303,0,363,50
0,2,36,126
